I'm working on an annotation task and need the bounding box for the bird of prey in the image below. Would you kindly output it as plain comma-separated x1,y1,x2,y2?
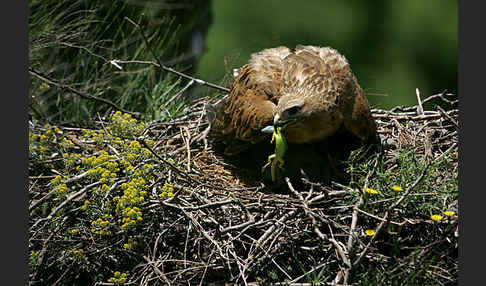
206,45,377,184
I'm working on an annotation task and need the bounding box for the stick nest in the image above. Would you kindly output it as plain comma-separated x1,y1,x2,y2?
29,92,458,285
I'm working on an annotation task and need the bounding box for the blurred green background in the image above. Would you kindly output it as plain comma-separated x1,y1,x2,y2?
196,0,457,109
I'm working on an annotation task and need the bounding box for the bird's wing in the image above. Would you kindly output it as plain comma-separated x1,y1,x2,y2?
208,46,290,154
340,74,377,143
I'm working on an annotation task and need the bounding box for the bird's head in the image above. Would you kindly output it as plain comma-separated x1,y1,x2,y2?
273,94,314,142
274,97,306,128
273,91,339,143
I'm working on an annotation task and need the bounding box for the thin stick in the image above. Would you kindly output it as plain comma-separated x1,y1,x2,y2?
416,88,424,115
162,79,195,109
28,68,141,118
31,181,102,229
124,17,230,93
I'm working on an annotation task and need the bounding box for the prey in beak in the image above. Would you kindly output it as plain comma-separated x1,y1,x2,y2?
261,124,287,185
260,103,303,185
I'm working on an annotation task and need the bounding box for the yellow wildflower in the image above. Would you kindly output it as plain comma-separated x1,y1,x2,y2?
391,185,404,192
443,211,455,217
364,187,378,195
365,229,376,236
39,82,50,90
430,214,443,222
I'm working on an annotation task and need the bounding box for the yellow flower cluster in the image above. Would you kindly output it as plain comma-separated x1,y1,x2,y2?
71,248,88,264
113,177,148,230
53,183,68,197
430,214,443,222
122,140,152,164
69,228,79,234
29,132,39,142
364,187,379,195
391,185,404,192
60,138,75,149
87,166,117,184
32,113,166,261
365,229,376,236
443,211,455,217
39,82,50,90
63,153,82,168
128,140,142,150
141,163,154,172
120,209,142,230
112,136,124,145
82,150,117,168
108,271,127,284
91,218,111,235
117,178,148,207
38,124,60,141
109,111,145,137
82,151,120,185
81,128,113,144
50,175,63,186
30,250,40,266
100,183,110,194
159,182,174,198
122,160,134,171
72,248,83,255
123,237,138,250
80,200,90,211
127,163,155,179
45,124,59,132
430,211,456,222
29,128,58,157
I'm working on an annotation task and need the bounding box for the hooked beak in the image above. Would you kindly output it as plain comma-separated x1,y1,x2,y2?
273,114,281,127
273,113,295,129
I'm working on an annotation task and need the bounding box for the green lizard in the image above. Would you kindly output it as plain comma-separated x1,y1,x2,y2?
262,123,287,183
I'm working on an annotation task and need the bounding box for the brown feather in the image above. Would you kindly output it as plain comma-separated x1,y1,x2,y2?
208,45,376,154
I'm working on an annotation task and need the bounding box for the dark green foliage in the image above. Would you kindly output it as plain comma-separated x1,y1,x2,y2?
29,0,212,126
198,0,457,109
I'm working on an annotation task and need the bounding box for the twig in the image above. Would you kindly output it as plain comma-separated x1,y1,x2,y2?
28,68,141,118
286,178,351,282
137,138,203,186
286,261,332,284
143,256,172,285
31,181,102,229
346,155,380,253
416,88,424,115
162,79,195,109
181,199,235,211
355,207,405,226
124,17,230,93
421,90,457,105
436,105,459,128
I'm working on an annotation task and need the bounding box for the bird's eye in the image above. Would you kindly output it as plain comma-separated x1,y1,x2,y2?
286,106,301,116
